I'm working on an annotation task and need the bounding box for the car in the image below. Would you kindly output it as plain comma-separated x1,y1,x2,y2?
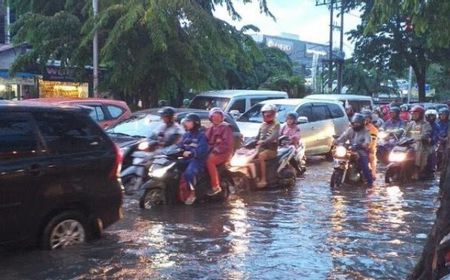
0,102,123,250
236,99,349,156
106,108,243,170
304,94,374,112
25,98,132,129
189,90,288,118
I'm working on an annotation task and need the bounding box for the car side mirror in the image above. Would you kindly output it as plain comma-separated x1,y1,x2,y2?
297,116,308,124
229,110,241,119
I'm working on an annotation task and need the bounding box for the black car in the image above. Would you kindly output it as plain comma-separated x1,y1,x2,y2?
0,102,123,250
106,108,242,170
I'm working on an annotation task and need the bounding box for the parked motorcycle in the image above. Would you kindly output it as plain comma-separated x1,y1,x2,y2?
330,142,366,188
228,136,297,191
377,129,403,164
384,137,416,183
138,146,233,209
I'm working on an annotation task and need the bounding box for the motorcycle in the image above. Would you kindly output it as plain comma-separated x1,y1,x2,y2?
280,137,307,177
384,137,416,183
377,129,403,164
138,146,233,209
227,136,297,191
121,150,155,195
330,141,366,188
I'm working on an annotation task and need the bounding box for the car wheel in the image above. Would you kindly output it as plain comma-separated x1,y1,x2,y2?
139,188,166,209
41,211,87,250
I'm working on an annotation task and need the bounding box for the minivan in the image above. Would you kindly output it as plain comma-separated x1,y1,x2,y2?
305,94,373,113
236,99,349,156
0,102,123,249
189,90,288,117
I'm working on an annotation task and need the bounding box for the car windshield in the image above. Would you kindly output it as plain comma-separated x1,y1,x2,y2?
189,96,230,111
106,114,161,138
237,104,297,123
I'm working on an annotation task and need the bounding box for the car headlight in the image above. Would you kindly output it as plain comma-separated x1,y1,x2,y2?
149,163,175,178
334,146,347,158
389,151,407,162
137,141,150,151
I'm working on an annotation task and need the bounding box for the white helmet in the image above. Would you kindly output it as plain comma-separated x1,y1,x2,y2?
261,104,277,113
425,109,438,117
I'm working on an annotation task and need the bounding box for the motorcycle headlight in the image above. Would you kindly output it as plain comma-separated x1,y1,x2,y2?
137,141,150,151
149,163,175,178
389,151,407,162
335,146,347,158
378,131,388,139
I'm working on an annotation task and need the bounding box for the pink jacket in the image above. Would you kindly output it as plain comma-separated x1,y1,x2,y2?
280,123,300,147
205,122,234,156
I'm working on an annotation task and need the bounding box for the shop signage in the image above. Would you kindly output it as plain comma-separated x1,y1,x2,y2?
43,66,84,82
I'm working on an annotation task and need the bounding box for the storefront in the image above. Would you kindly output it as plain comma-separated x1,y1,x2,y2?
0,70,37,100
38,66,90,98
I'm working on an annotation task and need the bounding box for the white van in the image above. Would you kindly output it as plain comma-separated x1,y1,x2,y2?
305,94,373,113
189,90,288,117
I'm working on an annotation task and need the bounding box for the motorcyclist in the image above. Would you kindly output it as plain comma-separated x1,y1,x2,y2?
425,109,439,174
382,106,405,131
404,105,432,179
280,112,303,176
345,104,354,121
182,98,190,108
361,109,378,180
205,108,234,196
177,113,209,205
155,107,184,147
399,104,411,122
438,107,449,141
256,104,280,188
334,113,373,187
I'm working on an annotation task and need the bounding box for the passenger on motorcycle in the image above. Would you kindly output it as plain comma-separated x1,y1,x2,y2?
382,106,405,131
205,107,234,196
404,105,433,179
256,104,280,188
425,109,439,174
177,113,209,205
155,107,184,147
361,109,378,180
334,113,374,187
280,112,303,176
438,108,449,140
399,104,411,122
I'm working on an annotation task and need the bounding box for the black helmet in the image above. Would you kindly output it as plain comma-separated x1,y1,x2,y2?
351,113,365,131
286,112,298,121
360,109,372,120
390,106,400,114
184,113,201,131
158,106,176,118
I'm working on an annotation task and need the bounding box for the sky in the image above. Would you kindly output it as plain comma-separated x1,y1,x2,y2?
213,0,361,57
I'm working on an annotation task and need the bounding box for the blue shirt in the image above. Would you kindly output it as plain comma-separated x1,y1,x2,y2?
438,120,449,139
430,121,440,145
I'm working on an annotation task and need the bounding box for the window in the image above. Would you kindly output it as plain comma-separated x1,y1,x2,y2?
33,112,107,154
87,105,105,121
311,105,331,122
0,113,40,160
189,96,230,111
250,98,266,106
297,105,313,121
229,99,246,113
107,105,124,118
238,104,296,123
328,103,345,118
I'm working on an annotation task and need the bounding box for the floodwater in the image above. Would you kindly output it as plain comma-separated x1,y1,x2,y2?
0,158,439,279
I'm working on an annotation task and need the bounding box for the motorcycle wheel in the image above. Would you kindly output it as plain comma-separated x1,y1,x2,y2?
330,169,344,188
385,167,398,183
232,173,250,193
139,188,166,209
122,175,140,195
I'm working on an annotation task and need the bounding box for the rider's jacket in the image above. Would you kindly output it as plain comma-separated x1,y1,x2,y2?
336,127,371,155
155,122,184,147
382,118,406,131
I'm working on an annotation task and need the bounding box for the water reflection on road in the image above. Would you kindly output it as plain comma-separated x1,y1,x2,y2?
0,158,439,279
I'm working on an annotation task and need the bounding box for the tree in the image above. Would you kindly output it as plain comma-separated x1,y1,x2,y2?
9,0,275,107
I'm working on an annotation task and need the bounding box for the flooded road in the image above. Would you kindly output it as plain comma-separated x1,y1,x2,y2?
0,158,439,279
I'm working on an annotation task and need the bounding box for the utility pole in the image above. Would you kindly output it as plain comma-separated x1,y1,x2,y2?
337,3,344,95
407,66,413,103
92,0,99,98
328,0,334,92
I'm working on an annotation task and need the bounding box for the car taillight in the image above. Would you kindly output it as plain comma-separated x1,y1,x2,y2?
445,250,450,267
109,144,123,179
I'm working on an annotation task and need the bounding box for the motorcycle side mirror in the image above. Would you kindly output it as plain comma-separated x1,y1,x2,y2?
297,116,308,124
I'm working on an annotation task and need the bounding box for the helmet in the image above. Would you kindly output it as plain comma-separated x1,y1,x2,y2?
360,109,372,120
183,113,201,131
209,107,225,120
400,104,409,111
425,109,438,117
411,105,425,114
390,106,400,114
158,106,176,118
182,98,190,107
261,104,277,113
158,100,168,107
286,112,298,121
439,107,450,117
351,113,365,131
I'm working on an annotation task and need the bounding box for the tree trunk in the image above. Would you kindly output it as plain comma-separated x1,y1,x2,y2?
409,142,450,279
415,66,427,102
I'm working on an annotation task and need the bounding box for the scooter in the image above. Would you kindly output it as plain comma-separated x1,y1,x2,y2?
330,142,366,188
377,129,403,164
138,146,233,209
280,137,307,177
384,137,416,183
228,136,297,191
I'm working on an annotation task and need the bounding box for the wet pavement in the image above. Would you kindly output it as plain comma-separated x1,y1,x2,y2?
0,158,439,279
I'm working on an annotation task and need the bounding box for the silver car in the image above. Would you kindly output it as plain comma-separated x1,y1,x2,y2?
236,99,350,156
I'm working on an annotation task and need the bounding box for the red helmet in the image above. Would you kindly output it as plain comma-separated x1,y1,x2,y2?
410,105,425,114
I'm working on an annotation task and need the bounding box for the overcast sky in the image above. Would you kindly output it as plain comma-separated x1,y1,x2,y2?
213,0,361,57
